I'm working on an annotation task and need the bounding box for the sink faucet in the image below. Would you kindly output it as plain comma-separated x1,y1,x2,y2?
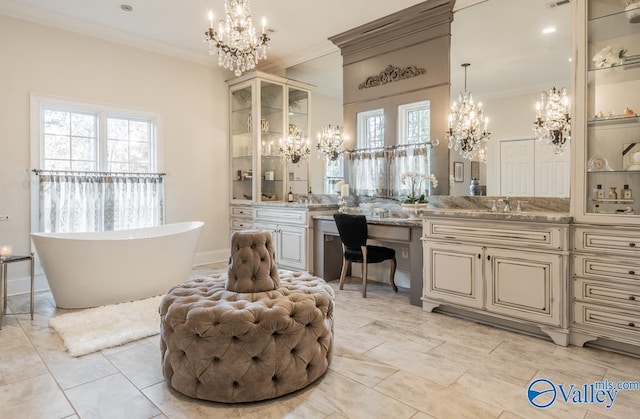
500,197,511,212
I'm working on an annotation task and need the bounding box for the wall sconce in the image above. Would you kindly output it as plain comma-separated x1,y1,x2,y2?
316,124,344,161
280,125,311,163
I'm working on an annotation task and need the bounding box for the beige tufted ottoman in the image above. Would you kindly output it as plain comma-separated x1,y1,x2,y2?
159,231,335,403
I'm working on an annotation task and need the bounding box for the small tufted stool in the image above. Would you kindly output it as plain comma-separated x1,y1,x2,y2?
159,230,335,403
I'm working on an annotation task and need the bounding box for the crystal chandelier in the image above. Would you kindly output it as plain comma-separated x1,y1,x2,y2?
446,63,490,162
316,124,344,161
280,126,311,164
533,87,571,154
204,0,270,77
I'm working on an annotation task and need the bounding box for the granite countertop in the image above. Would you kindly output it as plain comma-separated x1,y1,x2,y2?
423,208,573,223
313,214,423,227
313,209,572,224
253,202,339,210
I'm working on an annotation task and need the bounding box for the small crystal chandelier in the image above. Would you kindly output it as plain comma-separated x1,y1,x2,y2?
280,126,311,164
446,63,490,162
316,124,344,161
204,0,270,77
533,87,571,154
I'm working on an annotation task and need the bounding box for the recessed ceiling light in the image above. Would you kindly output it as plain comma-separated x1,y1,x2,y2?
121,4,133,12
542,26,556,34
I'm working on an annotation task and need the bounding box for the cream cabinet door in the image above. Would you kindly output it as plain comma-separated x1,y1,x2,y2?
277,224,307,271
423,241,484,309
485,248,562,326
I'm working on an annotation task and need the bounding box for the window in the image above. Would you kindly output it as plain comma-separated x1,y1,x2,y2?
31,95,162,233
324,156,344,193
357,109,384,149
41,104,156,172
398,101,430,145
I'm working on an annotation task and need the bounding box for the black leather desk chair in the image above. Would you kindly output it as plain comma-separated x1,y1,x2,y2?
333,213,397,298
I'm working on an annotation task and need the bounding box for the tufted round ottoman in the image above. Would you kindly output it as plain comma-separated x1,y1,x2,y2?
159,231,335,403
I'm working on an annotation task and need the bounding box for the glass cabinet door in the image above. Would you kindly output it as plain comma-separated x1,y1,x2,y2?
286,87,310,196
230,84,254,201
584,0,640,218
259,80,285,202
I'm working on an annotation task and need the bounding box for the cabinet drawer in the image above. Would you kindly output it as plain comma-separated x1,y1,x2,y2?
231,219,254,230
573,255,640,283
575,279,640,309
231,206,253,218
254,207,307,225
574,302,640,335
574,227,640,255
423,219,566,250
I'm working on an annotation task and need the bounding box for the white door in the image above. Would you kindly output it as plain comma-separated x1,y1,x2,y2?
535,141,570,197
500,139,535,196
423,241,484,309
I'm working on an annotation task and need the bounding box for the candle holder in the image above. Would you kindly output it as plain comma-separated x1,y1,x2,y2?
338,196,348,213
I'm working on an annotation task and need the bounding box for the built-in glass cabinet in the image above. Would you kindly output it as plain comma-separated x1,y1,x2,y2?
228,72,311,203
576,0,640,222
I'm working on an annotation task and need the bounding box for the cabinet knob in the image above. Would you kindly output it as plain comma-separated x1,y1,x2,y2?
629,322,636,328
477,254,481,259
630,243,637,248
487,255,491,261
630,270,636,275
629,296,636,301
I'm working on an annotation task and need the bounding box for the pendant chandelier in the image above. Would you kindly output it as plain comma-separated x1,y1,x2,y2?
533,87,571,154
280,125,311,164
204,0,270,77
316,124,345,161
446,63,490,162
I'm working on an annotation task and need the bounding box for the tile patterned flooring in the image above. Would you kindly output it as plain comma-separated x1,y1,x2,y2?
1,263,640,418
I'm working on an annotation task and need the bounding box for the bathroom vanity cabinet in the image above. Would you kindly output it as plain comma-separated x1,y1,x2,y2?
422,215,571,345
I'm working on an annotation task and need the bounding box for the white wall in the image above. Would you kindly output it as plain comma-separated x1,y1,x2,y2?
0,15,230,293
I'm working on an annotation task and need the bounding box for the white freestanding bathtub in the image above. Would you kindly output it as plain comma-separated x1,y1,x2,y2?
31,221,204,309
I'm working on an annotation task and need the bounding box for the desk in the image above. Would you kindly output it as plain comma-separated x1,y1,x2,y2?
0,253,35,329
313,216,423,306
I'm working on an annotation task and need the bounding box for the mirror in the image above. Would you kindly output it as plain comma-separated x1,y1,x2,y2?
449,0,572,197
285,52,343,194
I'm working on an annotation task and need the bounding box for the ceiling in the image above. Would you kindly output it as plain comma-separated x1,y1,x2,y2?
0,0,573,99
0,0,428,71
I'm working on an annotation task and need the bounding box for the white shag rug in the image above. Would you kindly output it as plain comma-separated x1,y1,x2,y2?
49,295,163,357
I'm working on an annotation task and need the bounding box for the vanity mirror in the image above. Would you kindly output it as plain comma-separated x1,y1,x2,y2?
286,0,572,197
449,0,572,197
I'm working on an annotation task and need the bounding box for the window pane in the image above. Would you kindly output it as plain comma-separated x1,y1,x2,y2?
44,110,70,135
44,135,70,159
129,142,149,165
108,162,129,172
108,139,129,162
44,160,71,170
71,113,96,137
107,118,129,140
129,120,149,142
71,161,96,171
71,137,95,161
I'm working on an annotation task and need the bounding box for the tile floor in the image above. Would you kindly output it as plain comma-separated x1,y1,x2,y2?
1,263,640,418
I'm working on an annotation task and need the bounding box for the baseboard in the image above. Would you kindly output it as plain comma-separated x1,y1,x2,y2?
193,249,228,266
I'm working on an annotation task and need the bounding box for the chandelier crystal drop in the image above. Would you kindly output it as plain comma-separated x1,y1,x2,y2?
533,87,571,154
280,126,311,164
204,0,270,77
316,124,345,161
446,63,490,162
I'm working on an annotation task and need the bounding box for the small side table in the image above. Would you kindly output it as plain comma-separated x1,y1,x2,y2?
0,253,35,329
